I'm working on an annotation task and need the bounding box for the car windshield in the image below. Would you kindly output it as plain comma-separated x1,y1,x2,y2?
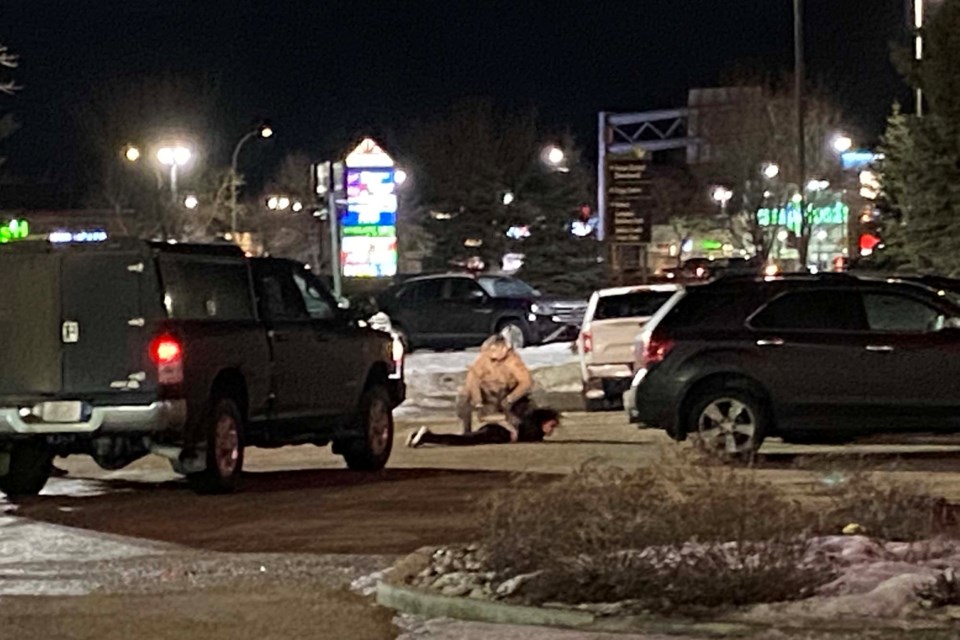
478,276,537,299
594,291,675,321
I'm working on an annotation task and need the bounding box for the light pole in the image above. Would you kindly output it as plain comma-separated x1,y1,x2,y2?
156,145,192,205
794,0,807,263
230,124,273,234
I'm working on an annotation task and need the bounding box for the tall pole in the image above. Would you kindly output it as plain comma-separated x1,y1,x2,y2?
794,0,807,265
328,187,342,299
170,164,179,205
230,130,257,235
915,0,924,116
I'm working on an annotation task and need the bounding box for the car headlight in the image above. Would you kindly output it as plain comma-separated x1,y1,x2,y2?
530,303,541,314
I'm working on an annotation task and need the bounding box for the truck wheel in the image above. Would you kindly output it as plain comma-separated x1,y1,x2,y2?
0,441,53,499
187,398,245,494
342,385,394,471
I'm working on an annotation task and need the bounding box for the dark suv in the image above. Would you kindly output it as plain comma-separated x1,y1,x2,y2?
627,274,960,455
377,273,585,349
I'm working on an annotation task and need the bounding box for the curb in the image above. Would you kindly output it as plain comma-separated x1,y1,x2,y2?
376,581,595,628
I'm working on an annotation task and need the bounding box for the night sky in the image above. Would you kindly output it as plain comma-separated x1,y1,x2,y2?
2,0,909,200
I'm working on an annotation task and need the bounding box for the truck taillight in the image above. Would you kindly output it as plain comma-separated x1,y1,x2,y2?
643,333,674,367
581,330,592,354
150,335,184,385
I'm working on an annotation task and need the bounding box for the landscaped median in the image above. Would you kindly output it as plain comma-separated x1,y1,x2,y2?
375,450,960,638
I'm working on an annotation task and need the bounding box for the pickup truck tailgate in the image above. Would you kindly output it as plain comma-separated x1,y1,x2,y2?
0,252,63,396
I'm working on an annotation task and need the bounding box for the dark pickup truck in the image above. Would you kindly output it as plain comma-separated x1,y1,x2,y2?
0,239,404,497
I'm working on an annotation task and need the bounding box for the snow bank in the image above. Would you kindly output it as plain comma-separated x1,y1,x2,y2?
398,343,580,418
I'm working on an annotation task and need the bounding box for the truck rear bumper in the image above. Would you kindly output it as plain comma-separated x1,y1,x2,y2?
0,400,187,435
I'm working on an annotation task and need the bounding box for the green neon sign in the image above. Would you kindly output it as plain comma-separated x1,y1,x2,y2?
341,224,397,238
0,219,29,243
757,202,848,234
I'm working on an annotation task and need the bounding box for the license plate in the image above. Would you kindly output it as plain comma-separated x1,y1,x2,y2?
41,401,84,423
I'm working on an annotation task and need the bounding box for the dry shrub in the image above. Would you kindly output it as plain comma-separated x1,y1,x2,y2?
484,448,831,611
823,472,955,542
801,454,957,541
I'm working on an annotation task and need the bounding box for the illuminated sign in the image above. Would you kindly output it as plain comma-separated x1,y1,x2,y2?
342,225,397,238
0,219,29,243
757,202,849,235
49,230,108,243
341,236,398,277
342,138,399,278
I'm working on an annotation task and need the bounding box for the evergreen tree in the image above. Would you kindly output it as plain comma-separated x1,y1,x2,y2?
514,138,604,297
880,0,960,275
407,101,602,294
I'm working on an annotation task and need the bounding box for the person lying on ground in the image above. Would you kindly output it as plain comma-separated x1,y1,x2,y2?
457,334,533,434
406,408,561,448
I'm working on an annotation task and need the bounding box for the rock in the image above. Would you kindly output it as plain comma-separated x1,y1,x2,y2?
495,571,541,598
944,605,960,620
441,583,472,597
468,588,487,599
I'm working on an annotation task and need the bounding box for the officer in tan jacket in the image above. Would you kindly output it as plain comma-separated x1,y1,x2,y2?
457,334,534,434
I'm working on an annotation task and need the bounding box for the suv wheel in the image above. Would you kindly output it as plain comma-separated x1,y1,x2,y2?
342,385,394,471
0,441,53,499
498,320,526,349
688,389,766,459
187,398,245,494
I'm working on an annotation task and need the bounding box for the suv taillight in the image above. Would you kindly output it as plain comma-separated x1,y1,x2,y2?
150,334,184,385
642,332,674,367
581,330,592,354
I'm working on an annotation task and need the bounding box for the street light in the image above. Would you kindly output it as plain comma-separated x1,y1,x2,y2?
762,163,781,179
541,145,568,171
394,168,408,185
711,186,734,206
184,194,199,210
831,134,853,154
266,195,291,211
156,145,192,204
124,145,141,162
230,123,274,234
502,191,515,206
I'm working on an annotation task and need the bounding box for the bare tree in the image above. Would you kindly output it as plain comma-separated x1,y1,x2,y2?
0,44,20,96
691,79,845,264
647,166,714,267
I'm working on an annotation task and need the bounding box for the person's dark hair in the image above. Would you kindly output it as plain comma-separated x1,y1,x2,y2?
528,408,560,428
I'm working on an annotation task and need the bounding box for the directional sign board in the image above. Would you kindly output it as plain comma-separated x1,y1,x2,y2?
605,153,652,244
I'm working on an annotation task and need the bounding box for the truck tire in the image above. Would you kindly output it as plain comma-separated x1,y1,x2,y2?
342,385,394,471
0,441,53,499
187,398,245,494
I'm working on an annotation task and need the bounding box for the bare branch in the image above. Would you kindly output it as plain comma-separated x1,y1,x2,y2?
0,45,18,69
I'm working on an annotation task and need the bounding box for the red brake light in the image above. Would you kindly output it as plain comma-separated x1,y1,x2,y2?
643,333,674,367
581,331,592,354
150,335,184,385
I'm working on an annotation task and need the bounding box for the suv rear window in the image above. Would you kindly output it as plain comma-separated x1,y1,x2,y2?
750,290,866,331
594,291,674,320
159,256,255,320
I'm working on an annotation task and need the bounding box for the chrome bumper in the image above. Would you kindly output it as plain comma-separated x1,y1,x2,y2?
623,368,648,424
0,401,187,435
